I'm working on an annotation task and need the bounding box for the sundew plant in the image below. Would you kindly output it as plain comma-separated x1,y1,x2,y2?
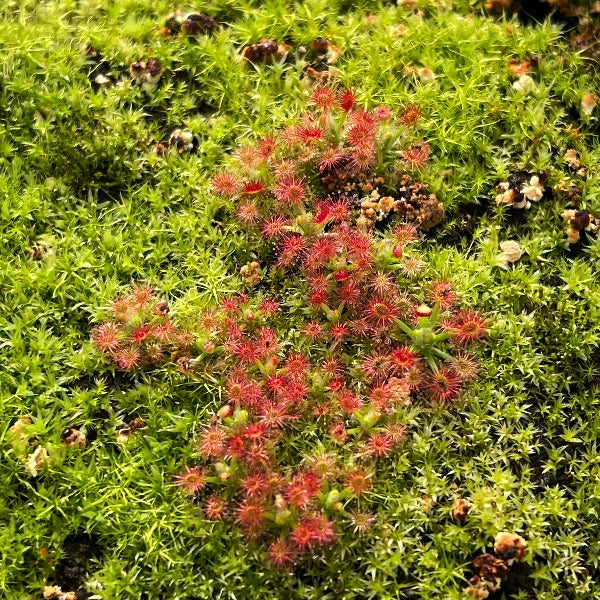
1,1,600,599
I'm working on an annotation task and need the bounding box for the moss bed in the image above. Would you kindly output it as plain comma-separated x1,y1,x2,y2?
1,1,600,599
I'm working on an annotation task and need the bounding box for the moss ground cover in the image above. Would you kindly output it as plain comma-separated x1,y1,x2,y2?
1,1,600,598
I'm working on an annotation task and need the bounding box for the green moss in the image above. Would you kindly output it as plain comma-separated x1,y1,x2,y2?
0,1,599,598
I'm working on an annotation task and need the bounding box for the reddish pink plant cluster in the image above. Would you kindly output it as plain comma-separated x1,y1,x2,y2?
211,86,436,233
236,205,485,403
91,88,486,569
175,292,412,566
91,286,194,371
171,224,486,566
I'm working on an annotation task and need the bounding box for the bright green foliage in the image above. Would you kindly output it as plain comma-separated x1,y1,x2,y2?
0,1,599,599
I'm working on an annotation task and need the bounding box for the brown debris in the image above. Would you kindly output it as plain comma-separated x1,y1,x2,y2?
546,0,582,17
466,553,509,598
82,44,98,59
154,300,170,315
358,186,444,233
182,13,219,36
311,37,330,53
581,92,597,116
93,74,112,88
411,192,444,231
154,143,168,157
129,59,146,80
168,129,194,153
241,39,291,64
495,171,546,209
398,0,419,9
116,417,147,444
494,531,527,564
484,0,515,15
305,65,341,81
130,58,164,85
82,44,115,89
562,209,599,243
451,498,472,522
304,37,344,81
240,261,263,287
475,552,509,581
25,445,49,477
159,12,218,37
497,240,523,265
321,169,443,232
129,417,147,431
561,147,587,176
62,428,87,450
145,58,164,84
466,532,527,598
508,58,532,76
403,65,436,81
570,29,600,60
44,586,77,600
394,177,444,231
564,148,581,170
28,241,51,260
358,192,399,230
